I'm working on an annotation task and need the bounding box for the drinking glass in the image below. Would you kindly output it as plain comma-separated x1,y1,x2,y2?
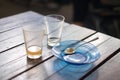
22,22,44,59
45,14,65,47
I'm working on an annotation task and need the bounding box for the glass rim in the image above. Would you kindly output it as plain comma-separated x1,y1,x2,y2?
45,14,65,21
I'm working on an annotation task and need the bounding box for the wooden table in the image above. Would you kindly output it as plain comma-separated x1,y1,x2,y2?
0,11,120,80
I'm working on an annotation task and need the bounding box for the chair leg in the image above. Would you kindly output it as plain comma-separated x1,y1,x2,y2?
93,16,102,32
113,19,120,38
25,0,32,8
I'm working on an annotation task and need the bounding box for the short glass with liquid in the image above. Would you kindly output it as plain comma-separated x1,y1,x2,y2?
22,22,44,59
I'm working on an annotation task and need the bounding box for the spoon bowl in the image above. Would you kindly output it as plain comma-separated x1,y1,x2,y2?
64,48,75,54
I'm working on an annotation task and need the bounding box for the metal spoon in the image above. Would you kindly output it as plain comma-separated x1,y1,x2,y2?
64,37,99,55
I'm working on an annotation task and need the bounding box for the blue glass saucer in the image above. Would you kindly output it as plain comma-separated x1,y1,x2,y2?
51,40,100,64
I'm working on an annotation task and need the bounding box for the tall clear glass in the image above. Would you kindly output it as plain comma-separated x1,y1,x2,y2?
45,14,65,47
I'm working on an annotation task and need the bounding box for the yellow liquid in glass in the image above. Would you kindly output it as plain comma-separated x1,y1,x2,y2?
27,46,42,59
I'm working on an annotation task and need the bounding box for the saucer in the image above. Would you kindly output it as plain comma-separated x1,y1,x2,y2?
51,40,100,64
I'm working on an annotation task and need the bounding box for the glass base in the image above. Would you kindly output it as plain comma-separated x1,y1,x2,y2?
47,41,60,47
27,54,42,59
47,37,60,47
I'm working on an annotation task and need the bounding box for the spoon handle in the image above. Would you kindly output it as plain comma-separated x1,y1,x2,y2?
75,37,99,49
86,37,99,43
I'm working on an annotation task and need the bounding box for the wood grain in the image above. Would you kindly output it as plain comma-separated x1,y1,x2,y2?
43,36,120,80
0,11,43,53
1,11,120,80
84,52,120,80
0,11,96,80
0,14,69,53
12,33,119,80
0,11,43,33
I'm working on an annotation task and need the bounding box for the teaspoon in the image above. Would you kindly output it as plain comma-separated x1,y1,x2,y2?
64,37,99,55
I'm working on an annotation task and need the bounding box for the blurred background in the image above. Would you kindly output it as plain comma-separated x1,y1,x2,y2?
0,0,120,38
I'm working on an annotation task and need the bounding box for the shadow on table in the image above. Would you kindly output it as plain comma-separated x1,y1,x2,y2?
26,57,42,65
46,58,98,80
